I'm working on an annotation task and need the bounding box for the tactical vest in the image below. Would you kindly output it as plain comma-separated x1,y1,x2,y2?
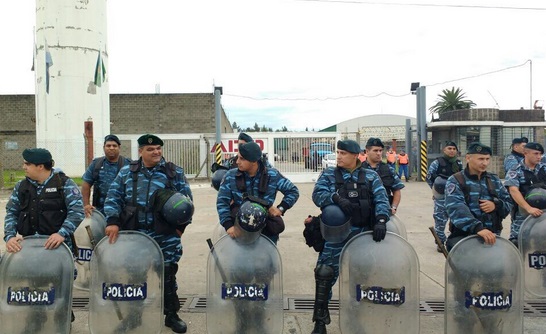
235,165,270,208
17,173,69,236
519,167,546,195
91,156,127,207
334,167,373,228
363,161,394,199
120,160,178,230
437,157,463,179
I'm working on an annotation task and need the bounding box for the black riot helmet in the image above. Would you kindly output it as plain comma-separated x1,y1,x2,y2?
211,169,228,191
525,188,546,210
236,200,268,233
320,204,351,243
432,177,447,200
151,189,194,227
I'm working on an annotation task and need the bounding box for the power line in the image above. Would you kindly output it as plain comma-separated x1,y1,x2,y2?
297,0,546,11
425,60,531,87
224,60,531,102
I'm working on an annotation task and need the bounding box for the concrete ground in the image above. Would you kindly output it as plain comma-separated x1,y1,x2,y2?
1,180,546,333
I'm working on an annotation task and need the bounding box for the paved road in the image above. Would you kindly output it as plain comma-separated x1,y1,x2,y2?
1,181,545,333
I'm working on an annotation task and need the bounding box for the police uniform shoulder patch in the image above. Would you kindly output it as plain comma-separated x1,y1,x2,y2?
445,183,456,195
506,170,518,179
72,187,81,196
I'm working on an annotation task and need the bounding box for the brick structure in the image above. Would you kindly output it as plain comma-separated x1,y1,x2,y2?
0,93,233,170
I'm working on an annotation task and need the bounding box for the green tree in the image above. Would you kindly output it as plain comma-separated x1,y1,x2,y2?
429,87,476,115
232,121,241,132
253,123,260,132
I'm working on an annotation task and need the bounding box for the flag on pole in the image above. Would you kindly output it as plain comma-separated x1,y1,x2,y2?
31,43,37,71
45,40,53,94
94,51,106,87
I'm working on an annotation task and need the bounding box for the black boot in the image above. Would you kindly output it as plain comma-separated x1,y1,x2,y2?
311,264,334,334
164,263,187,333
165,312,187,333
312,319,328,334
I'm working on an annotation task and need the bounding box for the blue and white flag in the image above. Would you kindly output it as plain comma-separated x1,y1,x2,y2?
45,40,53,94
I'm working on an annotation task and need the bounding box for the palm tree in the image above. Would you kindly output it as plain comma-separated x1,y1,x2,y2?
429,87,476,115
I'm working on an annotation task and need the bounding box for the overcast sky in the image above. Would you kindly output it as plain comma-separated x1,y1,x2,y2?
1,0,545,131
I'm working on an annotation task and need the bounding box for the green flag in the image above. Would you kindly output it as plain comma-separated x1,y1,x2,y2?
94,51,106,87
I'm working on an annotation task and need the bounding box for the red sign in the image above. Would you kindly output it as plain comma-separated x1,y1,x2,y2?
211,139,266,153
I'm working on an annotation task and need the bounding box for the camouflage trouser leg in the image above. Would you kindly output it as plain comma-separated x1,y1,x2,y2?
509,214,526,241
433,199,448,244
316,226,366,296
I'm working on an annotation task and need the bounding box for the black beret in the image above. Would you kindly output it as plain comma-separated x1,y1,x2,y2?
238,132,254,143
104,134,121,145
467,142,492,155
239,142,262,162
445,141,458,150
23,148,52,164
137,134,164,147
337,140,361,154
525,142,544,154
512,137,529,145
366,137,384,148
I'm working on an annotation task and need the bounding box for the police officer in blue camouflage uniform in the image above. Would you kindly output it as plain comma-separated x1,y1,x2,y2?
222,132,272,170
217,141,299,244
4,148,84,325
81,134,131,216
504,137,528,173
311,140,391,334
504,142,546,246
445,143,513,252
4,148,84,254
104,134,192,333
362,137,404,215
426,141,463,251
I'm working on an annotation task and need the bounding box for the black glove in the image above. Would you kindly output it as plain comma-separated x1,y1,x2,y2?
332,194,353,216
373,217,388,242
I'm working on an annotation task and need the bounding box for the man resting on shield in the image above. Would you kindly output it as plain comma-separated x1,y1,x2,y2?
311,140,391,334
444,142,513,251
4,148,85,328
104,134,193,333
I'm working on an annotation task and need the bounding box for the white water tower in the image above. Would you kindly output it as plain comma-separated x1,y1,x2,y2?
34,0,109,175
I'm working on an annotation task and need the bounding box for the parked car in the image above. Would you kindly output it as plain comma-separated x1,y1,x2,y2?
321,153,336,169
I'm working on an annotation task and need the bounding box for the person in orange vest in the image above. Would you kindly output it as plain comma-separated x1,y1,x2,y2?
358,149,367,162
397,150,410,181
386,147,397,167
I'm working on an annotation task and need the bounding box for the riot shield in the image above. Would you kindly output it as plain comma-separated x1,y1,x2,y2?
445,236,523,333
518,213,546,297
0,235,74,334
73,210,106,290
89,231,164,334
339,231,419,333
207,234,283,334
212,222,228,244
386,214,407,240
